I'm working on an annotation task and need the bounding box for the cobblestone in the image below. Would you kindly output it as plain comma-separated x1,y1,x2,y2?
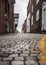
14,57,24,61
3,57,13,61
9,54,18,57
12,61,24,65
0,61,9,65
0,33,44,65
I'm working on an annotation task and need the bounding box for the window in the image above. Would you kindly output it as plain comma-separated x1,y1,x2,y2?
41,2,46,31
32,5,33,12
36,10,39,21
28,13,30,19
31,16,33,25
5,0,9,15
36,0,39,4
30,0,31,4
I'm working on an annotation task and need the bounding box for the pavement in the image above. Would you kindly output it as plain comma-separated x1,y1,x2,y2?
0,33,46,65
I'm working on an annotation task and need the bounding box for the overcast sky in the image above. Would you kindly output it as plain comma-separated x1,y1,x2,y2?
14,0,29,32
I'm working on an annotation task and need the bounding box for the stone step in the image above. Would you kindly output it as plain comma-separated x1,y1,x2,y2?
12,61,24,65
14,57,24,61
6,51,13,54
3,57,13,61
23,50,30,54
9,54,18,57
30,54,39,57
0,57,2,61
31,51,40,54
31,50,40,53
26,57,36,60
0,61,9,65
20,54,29,57
0,52,9,57
25,60,38,65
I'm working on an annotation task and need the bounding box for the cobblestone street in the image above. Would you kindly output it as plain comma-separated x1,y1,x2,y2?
0,33,45,65
0,0,46,65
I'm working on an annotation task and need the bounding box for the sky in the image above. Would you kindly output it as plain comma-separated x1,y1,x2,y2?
14,0,29,32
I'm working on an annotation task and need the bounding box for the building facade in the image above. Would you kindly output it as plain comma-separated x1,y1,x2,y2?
14,13,19,32
26,0,31,33
0,0,15,34
27,0,46,33
22,19,27,33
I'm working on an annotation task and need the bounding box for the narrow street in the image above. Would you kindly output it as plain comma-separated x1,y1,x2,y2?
0,0,46,65
0,33,45,65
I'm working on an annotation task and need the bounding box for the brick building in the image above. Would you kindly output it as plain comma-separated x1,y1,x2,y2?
0,0,15,34
27,0,46,33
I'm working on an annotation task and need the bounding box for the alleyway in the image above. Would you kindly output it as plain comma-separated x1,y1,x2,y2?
0,33,45,65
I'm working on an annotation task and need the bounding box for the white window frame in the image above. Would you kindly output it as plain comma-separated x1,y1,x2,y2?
41,2,46,31
26,13,30,32
30,1,31,4
36,0,39,4
31,16,33,25
36,10,39,21
32,5,33,12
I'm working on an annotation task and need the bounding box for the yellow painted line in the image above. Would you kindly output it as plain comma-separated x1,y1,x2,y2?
40,35,46,63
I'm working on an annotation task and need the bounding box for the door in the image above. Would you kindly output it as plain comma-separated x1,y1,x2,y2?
42,3,46,31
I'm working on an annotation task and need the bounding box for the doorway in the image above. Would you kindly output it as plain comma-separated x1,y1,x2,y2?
42,2,46,31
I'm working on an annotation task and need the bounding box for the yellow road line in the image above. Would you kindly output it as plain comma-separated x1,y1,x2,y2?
40,35,46,63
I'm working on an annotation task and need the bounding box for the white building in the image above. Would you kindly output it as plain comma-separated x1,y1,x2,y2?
26,13,30,33
14,13,19,32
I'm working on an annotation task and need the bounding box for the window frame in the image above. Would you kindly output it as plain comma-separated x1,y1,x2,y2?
31,16,33,25
32,5,33,12
36,0,39,4
36,10,39,21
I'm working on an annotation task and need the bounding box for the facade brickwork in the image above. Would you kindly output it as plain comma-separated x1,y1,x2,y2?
0,0,15,34
22,19,27,33
27,0,46,33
